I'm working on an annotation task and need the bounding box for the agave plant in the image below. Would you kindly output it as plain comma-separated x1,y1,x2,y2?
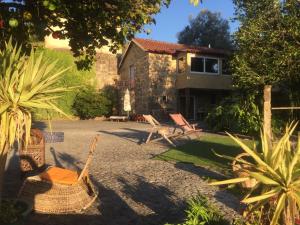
210,122,300,225
0,39,70,200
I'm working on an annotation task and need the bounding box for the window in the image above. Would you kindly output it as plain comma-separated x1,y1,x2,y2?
222,59,231,75
162,96,168,103
205,58,219,73
190,57,219,74
129,65,135,88
191,57,204,72
177,57,185,73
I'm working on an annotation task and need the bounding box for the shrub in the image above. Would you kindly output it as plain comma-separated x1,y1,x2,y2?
205,94,261,136
166,194,229,225
101,85,119,115
32,48,96,119
72,86,112,119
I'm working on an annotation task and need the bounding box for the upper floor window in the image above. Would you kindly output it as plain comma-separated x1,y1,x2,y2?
205,58,219,73
190,57,219,74
129,65,135,88
177,57,185,73
191,57,204,73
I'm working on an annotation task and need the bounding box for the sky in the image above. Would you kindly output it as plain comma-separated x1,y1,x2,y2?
136,0,238,43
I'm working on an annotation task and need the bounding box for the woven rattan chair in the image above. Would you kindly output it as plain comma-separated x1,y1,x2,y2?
18,135,99,214
143,114,177,147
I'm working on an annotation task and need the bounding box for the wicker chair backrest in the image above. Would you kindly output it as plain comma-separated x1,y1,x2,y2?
77,135,99,181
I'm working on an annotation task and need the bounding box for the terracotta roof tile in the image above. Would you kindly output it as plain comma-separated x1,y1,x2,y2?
133,38,229,55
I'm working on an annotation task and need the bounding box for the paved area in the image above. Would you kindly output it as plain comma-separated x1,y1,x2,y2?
4,120,243,225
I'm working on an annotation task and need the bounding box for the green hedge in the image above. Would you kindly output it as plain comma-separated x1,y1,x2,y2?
72,86,112,119
32,48,96,119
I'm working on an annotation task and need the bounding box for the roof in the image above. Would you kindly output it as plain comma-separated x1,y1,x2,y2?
119,38,230,68
133,38,229,55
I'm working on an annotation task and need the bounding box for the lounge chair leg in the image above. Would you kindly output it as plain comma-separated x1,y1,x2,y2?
162,134,176,147
146,131,153,144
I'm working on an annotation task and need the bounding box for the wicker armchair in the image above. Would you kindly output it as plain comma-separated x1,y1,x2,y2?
18,135,99,214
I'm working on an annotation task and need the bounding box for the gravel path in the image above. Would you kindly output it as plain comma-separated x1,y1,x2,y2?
4,121,243,225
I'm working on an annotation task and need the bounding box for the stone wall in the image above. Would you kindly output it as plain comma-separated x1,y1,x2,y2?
95,52,120,90
148,53,178,114
119,43,149,114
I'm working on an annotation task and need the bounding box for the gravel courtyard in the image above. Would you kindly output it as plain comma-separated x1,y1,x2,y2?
4,120,242,225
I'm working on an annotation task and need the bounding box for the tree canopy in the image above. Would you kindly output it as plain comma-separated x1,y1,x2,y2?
232,0,300,92
0,0,171,68
177,10,233,50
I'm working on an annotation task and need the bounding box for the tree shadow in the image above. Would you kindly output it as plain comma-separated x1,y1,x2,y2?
117,175,186,225
172,162,244,215
98,128,147,144
174,162,227,180
213,189,245,215
98,128,177,147
156,138,245,171
23,152,187,225
3,147,22,198
49,147,83,170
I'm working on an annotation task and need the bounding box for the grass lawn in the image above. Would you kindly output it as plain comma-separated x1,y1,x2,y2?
155,133,256,176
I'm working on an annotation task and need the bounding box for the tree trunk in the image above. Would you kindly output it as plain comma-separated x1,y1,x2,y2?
283,199,296,225
263,85,272,144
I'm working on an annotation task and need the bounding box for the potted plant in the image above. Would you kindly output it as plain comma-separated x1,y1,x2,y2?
0,38,69,223
210,122,300,225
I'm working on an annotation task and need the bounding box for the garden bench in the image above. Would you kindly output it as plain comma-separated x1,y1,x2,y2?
109,116,128,122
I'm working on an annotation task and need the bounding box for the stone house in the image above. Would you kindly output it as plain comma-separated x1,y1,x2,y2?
118,38,232,120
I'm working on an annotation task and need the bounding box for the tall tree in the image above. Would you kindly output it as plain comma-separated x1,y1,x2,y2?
0,0,171,68
232,0,300,140
177,10,233,50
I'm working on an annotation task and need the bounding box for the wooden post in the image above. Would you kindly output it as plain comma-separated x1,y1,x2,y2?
263,85,272,142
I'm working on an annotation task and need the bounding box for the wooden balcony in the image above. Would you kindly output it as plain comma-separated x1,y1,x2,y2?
175,73,233,90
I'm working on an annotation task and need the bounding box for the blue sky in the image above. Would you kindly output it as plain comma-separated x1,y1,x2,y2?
137,0,238,43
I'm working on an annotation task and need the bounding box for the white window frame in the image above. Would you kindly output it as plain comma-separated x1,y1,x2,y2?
190,56,220,75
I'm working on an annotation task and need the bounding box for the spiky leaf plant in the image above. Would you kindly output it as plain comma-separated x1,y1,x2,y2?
210,122,300,225
0,39,70,200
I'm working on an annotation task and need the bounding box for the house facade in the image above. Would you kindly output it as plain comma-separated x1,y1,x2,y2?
118,38,232,120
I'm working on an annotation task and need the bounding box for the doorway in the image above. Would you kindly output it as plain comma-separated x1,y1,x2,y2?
179,96,196,120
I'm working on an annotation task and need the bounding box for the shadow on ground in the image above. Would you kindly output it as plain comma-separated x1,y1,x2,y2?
22,148,186,225
32,121,47,131
99,128,180,147
24,176,185,225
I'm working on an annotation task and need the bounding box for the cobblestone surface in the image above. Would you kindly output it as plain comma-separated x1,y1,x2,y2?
4,121,243,225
